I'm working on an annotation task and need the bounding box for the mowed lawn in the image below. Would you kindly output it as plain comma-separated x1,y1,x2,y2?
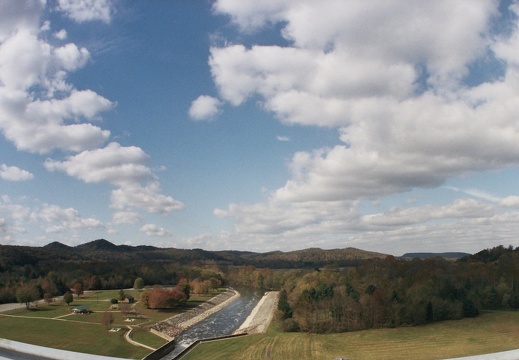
0,289,220,359
183,310,519,360
0,315,150,359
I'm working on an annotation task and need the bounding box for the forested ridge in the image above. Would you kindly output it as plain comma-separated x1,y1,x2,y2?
222,245,519,333
0,239,383,305
2,239,519,334
270,245,519,333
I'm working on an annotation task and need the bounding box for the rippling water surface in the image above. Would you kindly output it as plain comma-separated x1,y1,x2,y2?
161,287,262,359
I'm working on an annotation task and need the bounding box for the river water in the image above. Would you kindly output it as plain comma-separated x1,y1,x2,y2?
160,287,263,359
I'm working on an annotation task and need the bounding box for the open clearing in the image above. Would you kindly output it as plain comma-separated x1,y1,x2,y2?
182,310,519,360
0,289,220,359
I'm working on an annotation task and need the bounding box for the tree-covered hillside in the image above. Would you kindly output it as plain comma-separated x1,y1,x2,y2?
2,240,519,335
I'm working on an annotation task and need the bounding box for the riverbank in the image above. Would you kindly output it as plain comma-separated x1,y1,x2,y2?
149,288,240,339
234,291,279,334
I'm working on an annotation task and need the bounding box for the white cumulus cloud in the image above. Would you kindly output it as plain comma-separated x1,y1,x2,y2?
140,223,171,237
57,0,113,23
45,143,183,214
112,211,141,225
111,183,184,214
0,1,182,246
53,29,68,40
197,0,519,252
0,164,33,181
208,0,519,205
44,142,153,185
501,196,519,208
189,95,222,121
0,26,113,154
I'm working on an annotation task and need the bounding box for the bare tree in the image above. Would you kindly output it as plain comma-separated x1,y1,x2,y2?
101,311,114,329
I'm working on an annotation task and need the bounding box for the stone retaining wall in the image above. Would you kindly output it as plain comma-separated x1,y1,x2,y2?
149,289,239,339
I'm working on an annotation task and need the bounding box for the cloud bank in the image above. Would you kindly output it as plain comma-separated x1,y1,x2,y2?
0,0,181,244
205,0,519,253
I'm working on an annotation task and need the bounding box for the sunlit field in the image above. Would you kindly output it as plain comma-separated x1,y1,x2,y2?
183,310,519,360
0,289,217,359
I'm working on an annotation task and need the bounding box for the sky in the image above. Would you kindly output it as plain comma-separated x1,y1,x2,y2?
2,0,519,256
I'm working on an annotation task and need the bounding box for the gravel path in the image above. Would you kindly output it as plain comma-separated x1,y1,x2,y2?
234,291,279,334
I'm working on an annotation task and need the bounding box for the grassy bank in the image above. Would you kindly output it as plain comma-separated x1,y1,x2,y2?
183,310,519,360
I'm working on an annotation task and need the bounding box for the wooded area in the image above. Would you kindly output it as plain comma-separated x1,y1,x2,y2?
274,245,519,333
1,240,518,333
212,245,519,333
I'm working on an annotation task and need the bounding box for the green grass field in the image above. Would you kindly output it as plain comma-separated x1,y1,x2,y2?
0,314,150,359
0,289,216,359
183,310,519,360
6,290,519,360
129,327,168,349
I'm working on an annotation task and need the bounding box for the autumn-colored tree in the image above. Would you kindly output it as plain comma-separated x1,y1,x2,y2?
177,277,190,300
209,275,223,289
86,275,102,290
141,290,150,308
147,287,187,309
43,292,53,304
73,283,84,298
190,279,212,294
40,276,58,297
41,272,68,296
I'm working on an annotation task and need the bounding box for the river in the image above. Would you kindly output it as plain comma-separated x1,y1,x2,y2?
160,287,263,359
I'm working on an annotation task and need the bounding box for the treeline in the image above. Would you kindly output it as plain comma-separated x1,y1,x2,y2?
4,241,519,335
0,255,224,306
274,246,519,333
221,245,519,333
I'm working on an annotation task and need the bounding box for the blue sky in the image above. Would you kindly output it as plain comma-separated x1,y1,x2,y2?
2,0,519,255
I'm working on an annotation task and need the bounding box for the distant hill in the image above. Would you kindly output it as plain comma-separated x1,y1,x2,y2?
233,247,388,268
76,239,120,251
43,241,72,251
0,239,388,269
401,252,471,260
458,245,517,263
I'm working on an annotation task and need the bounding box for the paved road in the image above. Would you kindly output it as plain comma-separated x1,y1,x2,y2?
446,349,519,360
0,339,130,360
0,303,25,313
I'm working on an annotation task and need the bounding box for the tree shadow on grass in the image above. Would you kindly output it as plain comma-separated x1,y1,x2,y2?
27,307,52,312
184,300,205,309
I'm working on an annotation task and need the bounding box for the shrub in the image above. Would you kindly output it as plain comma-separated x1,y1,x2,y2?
133,277,145,291
283,318,300,332
63,291,73,306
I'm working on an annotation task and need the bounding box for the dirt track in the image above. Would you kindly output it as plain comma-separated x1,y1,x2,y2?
234,291,279,334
